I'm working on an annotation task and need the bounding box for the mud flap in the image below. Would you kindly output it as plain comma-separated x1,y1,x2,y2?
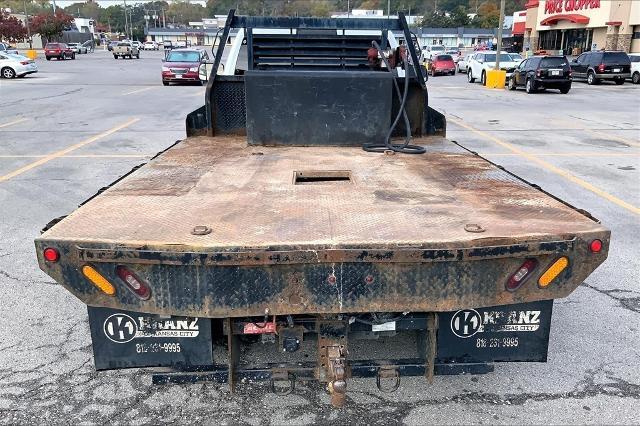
88,307,214,370
437,300,553,363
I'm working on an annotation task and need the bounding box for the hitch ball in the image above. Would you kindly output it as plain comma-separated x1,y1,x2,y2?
282,336,300,353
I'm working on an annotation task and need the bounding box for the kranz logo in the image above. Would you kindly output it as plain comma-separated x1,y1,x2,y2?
450,308,542,338
103,313,200,344
104,313,138,343
451,309,482,338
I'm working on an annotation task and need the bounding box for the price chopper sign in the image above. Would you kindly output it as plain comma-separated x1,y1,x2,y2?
544,0,601,14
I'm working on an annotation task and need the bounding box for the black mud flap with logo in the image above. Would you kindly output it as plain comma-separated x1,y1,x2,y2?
438,300,554,363
88,307,214,370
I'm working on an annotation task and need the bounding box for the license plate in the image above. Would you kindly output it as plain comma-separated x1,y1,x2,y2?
176,74,182,79
613,68,620,72
551,70,560,76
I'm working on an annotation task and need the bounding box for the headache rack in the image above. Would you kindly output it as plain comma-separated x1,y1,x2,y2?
185,10,447,140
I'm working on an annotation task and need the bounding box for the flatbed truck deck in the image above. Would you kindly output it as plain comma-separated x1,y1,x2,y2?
37,135,607,317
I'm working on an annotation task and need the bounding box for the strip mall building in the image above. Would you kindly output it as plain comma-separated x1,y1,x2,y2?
516,0,640,54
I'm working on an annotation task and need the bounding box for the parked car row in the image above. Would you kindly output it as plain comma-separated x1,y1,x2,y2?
453,49,638,94
466,52,520,85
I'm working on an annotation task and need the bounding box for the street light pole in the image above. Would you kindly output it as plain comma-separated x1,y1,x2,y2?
495,0,505,70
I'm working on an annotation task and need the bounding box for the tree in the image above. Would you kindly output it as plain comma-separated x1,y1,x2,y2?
420,11,451,27
448,5,469,27
0,0,52,16
63,0,101,19
31,10,73,43
470,1,500,28
0,10,27,42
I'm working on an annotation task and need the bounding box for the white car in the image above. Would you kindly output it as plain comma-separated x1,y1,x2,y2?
67,42,88,54
457,53,473,73
0,53,38,79
143,41,159,50
421,45,446,61
467,51,520,85
132,41,142,49
445,49,460,63
509,53,524,66
0,42,19,55
630,54,640,84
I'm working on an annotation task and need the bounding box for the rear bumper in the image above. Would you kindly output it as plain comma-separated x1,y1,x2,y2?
535,78,571,86
36,233,609,318
595,73,630,80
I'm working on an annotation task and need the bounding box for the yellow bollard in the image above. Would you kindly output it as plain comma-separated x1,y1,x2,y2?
25,50,38,60
485,69,506,89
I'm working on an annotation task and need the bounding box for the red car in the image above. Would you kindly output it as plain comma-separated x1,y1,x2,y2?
161,48,210,86
44,43,75,61
430,54,456,76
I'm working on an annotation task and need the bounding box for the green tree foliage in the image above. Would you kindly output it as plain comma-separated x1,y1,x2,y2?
0,10,27,41
30,10,73,42
63,0,100,19
0,0,52,15
470,1,500,28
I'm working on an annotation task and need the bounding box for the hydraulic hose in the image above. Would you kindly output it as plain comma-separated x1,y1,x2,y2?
363,41,426,154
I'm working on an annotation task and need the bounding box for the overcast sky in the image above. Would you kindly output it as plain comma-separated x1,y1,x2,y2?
54,0,207,8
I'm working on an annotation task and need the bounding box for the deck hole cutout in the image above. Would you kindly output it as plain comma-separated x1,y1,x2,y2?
293,170,352,185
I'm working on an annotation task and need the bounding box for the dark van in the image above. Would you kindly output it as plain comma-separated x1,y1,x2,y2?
570,51,630,85
508,55,571,94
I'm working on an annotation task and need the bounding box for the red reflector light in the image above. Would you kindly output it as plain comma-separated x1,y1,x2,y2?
116,266,150,299
43,248,59,262
589,239,603,253
506,259,537,291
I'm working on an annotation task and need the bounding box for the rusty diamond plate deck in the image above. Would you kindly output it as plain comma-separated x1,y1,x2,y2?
40,136,605,248
36,136,610,316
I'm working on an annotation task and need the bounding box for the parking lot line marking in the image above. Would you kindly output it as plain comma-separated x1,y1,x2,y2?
0,118,28,128
0,118,140,183
0,154,151,158
448,116,640,216
122,86,157,96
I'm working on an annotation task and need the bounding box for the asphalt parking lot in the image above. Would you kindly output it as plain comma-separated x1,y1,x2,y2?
0,49,639,424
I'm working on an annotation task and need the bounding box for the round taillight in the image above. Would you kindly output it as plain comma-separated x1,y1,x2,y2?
43,248,60,262
589,239,603,253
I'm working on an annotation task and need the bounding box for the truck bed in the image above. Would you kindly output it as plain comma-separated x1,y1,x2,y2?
43,135,602,246
36,135,609,316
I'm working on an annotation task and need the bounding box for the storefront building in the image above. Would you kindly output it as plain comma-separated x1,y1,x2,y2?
522,0,640,54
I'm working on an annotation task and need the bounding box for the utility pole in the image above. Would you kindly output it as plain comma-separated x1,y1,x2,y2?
52,0,57,14
387,0,390,17
23,0,32,49
123,0,128,38
495,0,505,70
162,8,166,28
